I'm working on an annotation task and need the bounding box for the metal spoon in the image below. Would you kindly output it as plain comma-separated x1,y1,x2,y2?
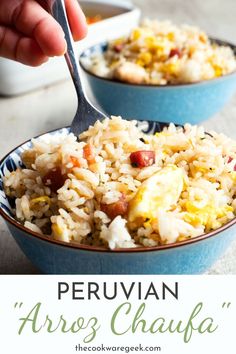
46,0,106,136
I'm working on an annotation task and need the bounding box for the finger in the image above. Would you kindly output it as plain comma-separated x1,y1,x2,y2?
0,25,48,66
38,0,88,41
65,0,88,40
2,0,67,56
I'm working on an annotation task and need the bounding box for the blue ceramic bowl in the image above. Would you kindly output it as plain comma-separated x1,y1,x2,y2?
1,123,236,274
80,39,236,124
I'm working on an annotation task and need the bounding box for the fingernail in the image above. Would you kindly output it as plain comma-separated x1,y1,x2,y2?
62,39,67,55
58,38,67,56
42,56,49,63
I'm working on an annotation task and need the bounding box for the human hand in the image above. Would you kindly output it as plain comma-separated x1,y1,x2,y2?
0,0,87,66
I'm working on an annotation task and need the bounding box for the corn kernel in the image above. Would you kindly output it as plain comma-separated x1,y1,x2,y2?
230,172,236,181
138,52,152,65
136,59,145,67
162,62,179,75
177,235,188,242
185,201,202,213
145,36,154,45
214,65,223,77
167,32,175,41
144,220,152,228
183,213,202,226
52,223,63,237
131,29,142,41
199,33,207,43
197,166,208,173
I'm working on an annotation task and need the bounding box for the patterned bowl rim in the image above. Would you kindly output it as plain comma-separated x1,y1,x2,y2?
79,38,236,88
0,124,236,254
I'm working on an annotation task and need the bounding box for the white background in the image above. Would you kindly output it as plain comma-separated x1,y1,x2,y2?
0,276,235,353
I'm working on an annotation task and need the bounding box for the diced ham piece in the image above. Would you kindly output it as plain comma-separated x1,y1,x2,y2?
101,194,128,220
114,44,124,53
130,150,155,168
42,167,66,193
227,156,236,170
83,144,95,164
70,156,81,168
169,48,181,58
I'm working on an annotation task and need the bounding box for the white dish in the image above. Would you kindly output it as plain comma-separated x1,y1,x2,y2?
0,0,140,96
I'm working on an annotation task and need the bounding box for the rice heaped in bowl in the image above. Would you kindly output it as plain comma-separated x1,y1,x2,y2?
3,117,236,250
83,19,236,85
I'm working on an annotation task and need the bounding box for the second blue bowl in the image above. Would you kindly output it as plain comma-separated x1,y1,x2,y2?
80,40,236,124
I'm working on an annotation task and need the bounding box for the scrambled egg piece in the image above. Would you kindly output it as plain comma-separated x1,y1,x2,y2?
52,223,70,242
184,203,234,230
30,196,51,205
128,165,184,224
230,172,236,182
114,62,148,84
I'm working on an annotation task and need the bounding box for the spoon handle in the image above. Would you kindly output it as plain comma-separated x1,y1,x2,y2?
46,0,85,103
45,0,106,136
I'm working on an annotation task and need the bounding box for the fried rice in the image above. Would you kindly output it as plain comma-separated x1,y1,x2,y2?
82,19,236,85
4,116,236,249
